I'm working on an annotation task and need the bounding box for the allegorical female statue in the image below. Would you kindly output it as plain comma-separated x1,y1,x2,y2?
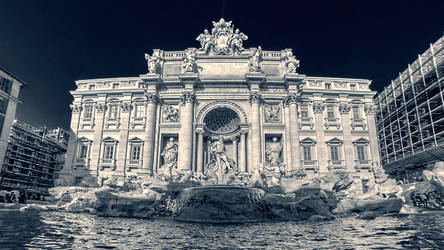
160,137,178,180
265,137,282,166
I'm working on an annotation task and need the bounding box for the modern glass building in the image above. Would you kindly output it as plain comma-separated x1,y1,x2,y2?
374,36,444,183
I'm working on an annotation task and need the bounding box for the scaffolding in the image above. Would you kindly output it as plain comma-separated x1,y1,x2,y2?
374,36,444,179
0,120,66,199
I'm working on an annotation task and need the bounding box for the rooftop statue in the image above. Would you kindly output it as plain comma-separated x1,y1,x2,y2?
182,49,197,73
196,18,248,55
144,50,163,74
248,46,263,73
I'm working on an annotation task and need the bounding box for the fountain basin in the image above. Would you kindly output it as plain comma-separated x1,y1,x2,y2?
175,185,269,223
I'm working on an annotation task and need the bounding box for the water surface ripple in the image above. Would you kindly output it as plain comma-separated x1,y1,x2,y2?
1,210,443,249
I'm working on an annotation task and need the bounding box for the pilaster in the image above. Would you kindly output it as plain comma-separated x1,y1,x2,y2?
116,94,132,175
339,101,355,172
365,104,381,167
178,73,199,171
313,98,328,173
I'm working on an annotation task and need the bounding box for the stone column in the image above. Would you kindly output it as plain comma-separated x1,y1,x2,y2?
365,104,381,167
287,94,300,171
283,102,292,172
117,97,132,175
142,94,158,174
196,130,204,173
232,135,238,171
61,100,82,181
246,72,265,171
239,131,247,172
178,91,195,171
339,102,355,172
140,73,160,175
284,73,305,171
313,101,328,173
90,96,106,175
249,92,262,168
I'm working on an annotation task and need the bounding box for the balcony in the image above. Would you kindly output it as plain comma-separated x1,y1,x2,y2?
104,117,120,129
327,160,346,171
350,118,367,130
73,158,91,170
80,117,95,129
298,117,314,129
324,117,341,130
300,160,318,173
354,160,372,172
126,159,142,172
130,116,146,129
99,158,117,171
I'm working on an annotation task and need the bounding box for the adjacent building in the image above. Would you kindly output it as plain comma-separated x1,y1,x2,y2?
374,35,444,183
0,120,66,199
60,19,380,187
0,66,25,165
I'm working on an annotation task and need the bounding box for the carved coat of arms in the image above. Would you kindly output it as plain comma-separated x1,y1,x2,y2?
196,18,248,55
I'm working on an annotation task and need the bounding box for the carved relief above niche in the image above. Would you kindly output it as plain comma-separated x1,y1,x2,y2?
264,104,281,122
162,104,180,123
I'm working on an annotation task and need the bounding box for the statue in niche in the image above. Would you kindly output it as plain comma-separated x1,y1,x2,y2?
264,105,280,122
248,46,263,73
159,137,179,181
206,136,235,184
264,137,284,186
285,56,300,74
162,105,179,122
144,51,162,74
196,29,212,54
229,29,248,55
182,49,197,73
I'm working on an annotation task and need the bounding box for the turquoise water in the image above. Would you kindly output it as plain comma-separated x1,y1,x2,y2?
1,210,443,249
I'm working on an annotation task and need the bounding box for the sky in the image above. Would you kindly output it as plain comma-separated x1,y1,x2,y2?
0,0,443,129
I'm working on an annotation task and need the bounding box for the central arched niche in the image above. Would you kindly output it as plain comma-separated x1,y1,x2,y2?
204,107,240,135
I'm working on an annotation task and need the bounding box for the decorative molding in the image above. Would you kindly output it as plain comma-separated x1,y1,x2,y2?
264,104,281,122
162,104,180,122
284,93,298,105
196,100,248,124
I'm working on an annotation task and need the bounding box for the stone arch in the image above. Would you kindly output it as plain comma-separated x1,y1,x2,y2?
196,100,248,124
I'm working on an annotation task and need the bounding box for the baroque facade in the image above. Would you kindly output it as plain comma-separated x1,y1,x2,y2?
374,35,443,183
60,19,379,186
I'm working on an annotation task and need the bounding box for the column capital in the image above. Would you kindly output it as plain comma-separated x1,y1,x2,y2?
70,104,82,113
181,91,196,104
120,102,132,112
283,93,298,105
249,92,262,104
339,102,351,114
364,104,375,114
145,93,159,103
313,101,325,114
95,102,107,112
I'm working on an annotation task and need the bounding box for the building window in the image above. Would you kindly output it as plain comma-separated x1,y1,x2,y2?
109,105,118,119
79,144,89,159
303,146,312,160
0,96,9,115
352,106,360,120
357,145,367,161
130,144,141,160
330,145,340,161
300,138,317,165
104,144,114,160
301,105,309,119
353,138,370,164
326,138,343,165
327,106,335,120
0,77,12,95
135,104,145,118
84,105,93,119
